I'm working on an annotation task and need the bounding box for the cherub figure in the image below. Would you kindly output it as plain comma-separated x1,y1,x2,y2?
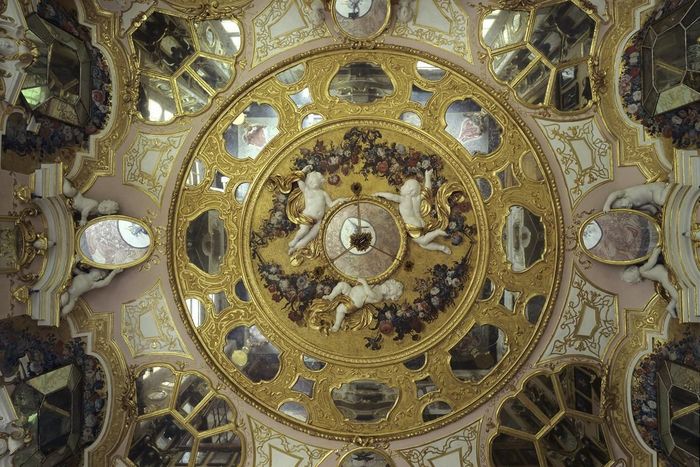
63,180,119,226
622,246,678,316
323,278,404,332
374,169,451,254
603,182,670,215
60,267,122,316
287,165,346,255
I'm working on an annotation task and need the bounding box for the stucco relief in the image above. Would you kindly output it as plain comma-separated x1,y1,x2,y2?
391,0,472,63
536,117,612,208
249,416,331,467
252,0,331,67
399,418,480,466
543,269,618,361
121,281,190,358
122,129,189,205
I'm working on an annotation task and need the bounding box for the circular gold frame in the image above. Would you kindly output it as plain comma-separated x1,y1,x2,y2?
169,46,564,440
331,0,391,42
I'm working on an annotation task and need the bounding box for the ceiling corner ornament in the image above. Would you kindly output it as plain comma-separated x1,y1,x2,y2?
535,116,612,208
249,416,332,466
399,418,481,466
121,280,191,358
391,0,472,63
122,129,190,205
605,295,669,465
66,300,130,466
170,48,563,439
64,0,133,191
542,268,618,361
252,0,332,67
479,1,600,113
596,0,672,181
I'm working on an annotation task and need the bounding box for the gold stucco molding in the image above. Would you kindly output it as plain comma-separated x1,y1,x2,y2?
604,295,669,466
67,299,130,465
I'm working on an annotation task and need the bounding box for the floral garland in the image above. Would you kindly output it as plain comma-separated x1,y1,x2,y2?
3,0,112,159
0,321,108,446
252,127,472,250
619,0,699,149
631,333,700,466
251,128,475,349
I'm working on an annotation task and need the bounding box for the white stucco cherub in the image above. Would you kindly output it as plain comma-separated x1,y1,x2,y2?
287,165,346,255
322,278,403,332
60,267,122,316
396,0,415,24
622,246,678,316
374,169,452,254
603,182,671,215
62,180,119,226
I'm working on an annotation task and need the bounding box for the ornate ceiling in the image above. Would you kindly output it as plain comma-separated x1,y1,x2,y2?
0,0,698,466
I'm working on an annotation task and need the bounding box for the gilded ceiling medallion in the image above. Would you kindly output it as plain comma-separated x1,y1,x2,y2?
170,49,563,438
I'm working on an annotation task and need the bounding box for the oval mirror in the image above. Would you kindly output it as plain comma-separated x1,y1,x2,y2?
579,209,660,265
332,0,390,41
77,216,153,269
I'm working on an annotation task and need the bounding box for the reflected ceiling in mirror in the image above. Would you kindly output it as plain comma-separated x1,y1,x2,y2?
77,216,153,269
332,0,390,40
579,210,660,265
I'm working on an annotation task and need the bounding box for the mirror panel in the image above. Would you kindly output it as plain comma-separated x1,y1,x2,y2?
330,62,394,104
416,61,446,81
77,217,153,269
186,298,206,328
340,449,393,467
502,205,545,272
492,47,535,83
224,103,280,160
136,366,176,415
194,19,241,56
579,210,660,265
515,61,551,106
176,374,210,417
445,99,502,155
224,325,281,383
449,324,508,382
277,63,306,85
279,401,308,422
422,401,452,422
482,10,530,50
128,415,194,465
331,380,398,423
186,210,227,274
333,0,390,40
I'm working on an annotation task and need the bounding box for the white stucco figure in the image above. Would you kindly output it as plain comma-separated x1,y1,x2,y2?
603,182,671,215
288,165,346,255
622,247,678,316
63,180,119,226
60,267,122,316
375,169,451,254
323,278,403,332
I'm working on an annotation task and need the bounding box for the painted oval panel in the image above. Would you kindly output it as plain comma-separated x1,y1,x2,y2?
333,0,390,41
77,216,153,269
579,209,660,265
